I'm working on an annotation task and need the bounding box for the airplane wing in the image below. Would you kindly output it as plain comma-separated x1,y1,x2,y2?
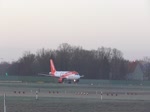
80,75,84,77
38,73,53,77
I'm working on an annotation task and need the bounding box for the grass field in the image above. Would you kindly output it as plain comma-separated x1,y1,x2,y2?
1,76,150,86
0,77,150,112
1,96,150,112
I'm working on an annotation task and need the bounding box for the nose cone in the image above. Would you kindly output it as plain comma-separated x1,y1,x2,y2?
77,74,81,79
74,74,80,79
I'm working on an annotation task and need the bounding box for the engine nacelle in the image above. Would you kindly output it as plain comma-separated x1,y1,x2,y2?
58,78,65,83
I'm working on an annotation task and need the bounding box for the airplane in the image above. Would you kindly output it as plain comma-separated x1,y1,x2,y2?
39,59,84,83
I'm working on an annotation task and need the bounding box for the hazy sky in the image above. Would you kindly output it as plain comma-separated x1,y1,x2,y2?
0,0,150,62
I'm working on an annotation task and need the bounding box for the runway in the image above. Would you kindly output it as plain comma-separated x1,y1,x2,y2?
0,82,150,112
1,82,150,100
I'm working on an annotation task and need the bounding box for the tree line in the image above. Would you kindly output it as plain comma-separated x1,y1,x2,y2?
1,43,150,80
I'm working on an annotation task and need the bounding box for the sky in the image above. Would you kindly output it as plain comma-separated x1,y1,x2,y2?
0,0,150,62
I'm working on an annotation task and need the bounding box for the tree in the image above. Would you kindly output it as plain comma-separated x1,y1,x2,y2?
18,51,35,76
0,62,10,76
6,43,129,80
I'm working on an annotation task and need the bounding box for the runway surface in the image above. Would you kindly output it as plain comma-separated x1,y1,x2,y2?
0,82,150,112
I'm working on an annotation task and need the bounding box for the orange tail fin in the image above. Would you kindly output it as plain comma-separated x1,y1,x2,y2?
50,59,56,75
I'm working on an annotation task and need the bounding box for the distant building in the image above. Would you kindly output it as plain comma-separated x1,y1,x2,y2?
126,61,147,80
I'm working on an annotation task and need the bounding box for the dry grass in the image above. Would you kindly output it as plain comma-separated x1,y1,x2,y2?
0,83,150,112
0,97,150,112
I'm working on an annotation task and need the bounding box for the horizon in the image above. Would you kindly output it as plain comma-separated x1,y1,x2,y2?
0,44,148,63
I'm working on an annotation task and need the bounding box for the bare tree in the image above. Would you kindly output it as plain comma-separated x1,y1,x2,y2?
6,43,129,80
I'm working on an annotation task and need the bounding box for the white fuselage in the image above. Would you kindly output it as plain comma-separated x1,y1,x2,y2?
53,71,81,80
49,59,83,83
